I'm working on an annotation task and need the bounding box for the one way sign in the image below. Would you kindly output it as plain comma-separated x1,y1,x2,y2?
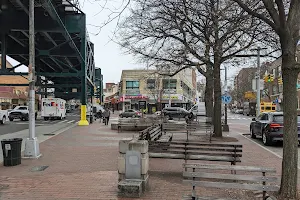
221,94,232,104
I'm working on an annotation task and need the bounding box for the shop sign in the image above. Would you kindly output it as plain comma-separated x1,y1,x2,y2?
126,89,140,95
162,94,182,100
126,95,149,99
119,95,149,102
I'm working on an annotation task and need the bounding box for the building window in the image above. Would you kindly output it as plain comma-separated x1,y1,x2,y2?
163,79,177,89
126,81,139,89
147,79,156,89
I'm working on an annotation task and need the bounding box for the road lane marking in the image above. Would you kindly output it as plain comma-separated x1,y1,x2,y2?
237,132,300,170
67,120,75,124
57,120,68,124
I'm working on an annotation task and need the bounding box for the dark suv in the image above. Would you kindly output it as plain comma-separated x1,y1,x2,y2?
162,107,193,120
250,112,300,146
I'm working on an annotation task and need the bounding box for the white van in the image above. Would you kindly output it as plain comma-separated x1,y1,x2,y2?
41,98,66,120
189,102,206,116
189,102,225,117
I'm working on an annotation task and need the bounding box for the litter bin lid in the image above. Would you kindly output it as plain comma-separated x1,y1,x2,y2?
1,138,23,142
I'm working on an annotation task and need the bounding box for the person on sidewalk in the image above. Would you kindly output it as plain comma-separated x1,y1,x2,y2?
103,108,110,125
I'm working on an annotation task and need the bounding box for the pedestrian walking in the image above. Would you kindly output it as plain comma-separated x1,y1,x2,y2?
103,108,110,125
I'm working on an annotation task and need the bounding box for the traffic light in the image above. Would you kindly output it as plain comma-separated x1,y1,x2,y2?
270,74,274,82
263,75,268,82
264,74,274,83
278,77,283,85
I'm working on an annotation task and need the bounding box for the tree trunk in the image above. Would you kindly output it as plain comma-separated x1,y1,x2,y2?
213,62,222,137
205,74,214,119
279,55,298,199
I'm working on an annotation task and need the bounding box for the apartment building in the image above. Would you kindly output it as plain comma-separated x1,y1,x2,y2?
117,69,196,113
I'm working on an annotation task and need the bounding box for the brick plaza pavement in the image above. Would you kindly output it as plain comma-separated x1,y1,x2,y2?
0,119,293,200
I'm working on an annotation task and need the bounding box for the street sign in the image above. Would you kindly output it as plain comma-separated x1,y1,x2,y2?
221,94,232,104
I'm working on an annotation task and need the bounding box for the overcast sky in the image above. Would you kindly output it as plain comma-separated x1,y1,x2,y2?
7,0,275,88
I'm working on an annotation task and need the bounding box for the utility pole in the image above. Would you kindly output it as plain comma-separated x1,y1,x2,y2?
223,66,229,132
253,47,266,117
168,68,171,107
24,0,40,158
256,47,261,117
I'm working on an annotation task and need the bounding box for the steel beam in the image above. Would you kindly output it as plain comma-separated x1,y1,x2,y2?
36,83,80,88
9,35,26,47
39,0,83,61
0,71,28,75
0,83,28,86
36,72,81,77
1,33,6,70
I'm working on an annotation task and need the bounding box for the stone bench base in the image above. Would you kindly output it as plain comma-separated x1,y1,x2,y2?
118,179,143,198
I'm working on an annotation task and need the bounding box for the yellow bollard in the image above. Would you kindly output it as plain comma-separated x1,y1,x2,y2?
78,105,89,126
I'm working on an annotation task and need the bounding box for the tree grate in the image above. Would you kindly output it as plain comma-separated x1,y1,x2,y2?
31,166,49,172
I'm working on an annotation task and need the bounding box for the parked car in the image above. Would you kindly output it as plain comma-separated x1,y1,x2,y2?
154,111,161,116
119,109,142,118
0,110,8,124
9,106,37,121
162,107,193,120
235,109,243,114
249,112,300,146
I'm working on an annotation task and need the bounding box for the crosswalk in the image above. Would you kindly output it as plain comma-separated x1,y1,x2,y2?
11,119,79,126
227,116,252,120
66,113,80,117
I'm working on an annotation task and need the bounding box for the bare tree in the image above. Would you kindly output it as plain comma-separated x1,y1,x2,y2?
231,0,300,198
118,0,267,136
141,71,164,112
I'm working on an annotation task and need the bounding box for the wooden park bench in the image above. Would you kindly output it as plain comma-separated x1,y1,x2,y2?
117,118,139,132
162,122,187,133
139,125,173,142
149,141,242,166
186,122,213,142
182,163,279,200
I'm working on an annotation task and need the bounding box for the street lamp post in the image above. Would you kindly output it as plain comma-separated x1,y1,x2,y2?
24,0,40,158
223,66,229,132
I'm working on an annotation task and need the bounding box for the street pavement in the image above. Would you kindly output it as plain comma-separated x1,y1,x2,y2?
227,112,300,170
0,112,296,200
0,111,80,135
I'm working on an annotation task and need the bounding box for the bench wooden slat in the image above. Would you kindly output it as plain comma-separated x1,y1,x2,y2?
162,141,243,148
149,150,242,157
183,163,276,173
183,172,277,182
164,146,243,152
149,153,241,162
183,180,279,192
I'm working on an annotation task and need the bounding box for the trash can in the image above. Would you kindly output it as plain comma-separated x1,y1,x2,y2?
1,138,23,166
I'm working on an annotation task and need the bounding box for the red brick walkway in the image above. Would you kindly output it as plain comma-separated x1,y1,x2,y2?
0,120,290,200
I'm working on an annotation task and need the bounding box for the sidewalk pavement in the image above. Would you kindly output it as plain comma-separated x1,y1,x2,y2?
0,120,294,200
0,122,76,163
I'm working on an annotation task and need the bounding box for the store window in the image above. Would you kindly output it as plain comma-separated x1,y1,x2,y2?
147,79,156,89
126,81,139,89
